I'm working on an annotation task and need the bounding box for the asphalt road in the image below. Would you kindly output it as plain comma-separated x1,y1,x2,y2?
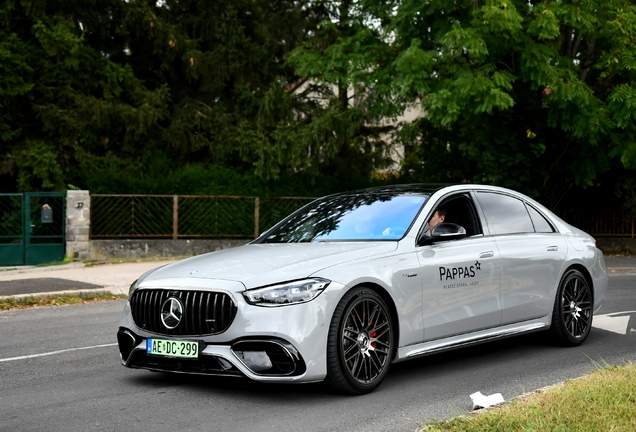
0,278,102,296
1,275,634,432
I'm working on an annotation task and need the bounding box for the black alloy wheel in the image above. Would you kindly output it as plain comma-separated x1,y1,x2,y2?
550,269,593,346
326,287,394,395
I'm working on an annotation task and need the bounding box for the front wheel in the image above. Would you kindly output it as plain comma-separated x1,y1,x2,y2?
326,287,394,395
549,269,593,346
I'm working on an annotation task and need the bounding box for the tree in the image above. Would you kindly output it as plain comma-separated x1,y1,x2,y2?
282,0,400,180
0,0,169,191
390,0,636,207
119,0,314,173
0,0,324,192
291,0,636,206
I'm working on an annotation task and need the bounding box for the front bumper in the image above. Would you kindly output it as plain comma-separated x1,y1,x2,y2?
117,280,346,383
118,328,306,379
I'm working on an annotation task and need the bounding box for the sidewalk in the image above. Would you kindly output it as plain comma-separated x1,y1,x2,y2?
0,260,176,299
0,255,634,299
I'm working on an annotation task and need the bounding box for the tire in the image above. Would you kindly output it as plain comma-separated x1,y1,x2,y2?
326,287,394,395
549,269,593,346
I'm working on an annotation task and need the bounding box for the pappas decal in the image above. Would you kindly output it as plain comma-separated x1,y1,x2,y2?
439,261,481,281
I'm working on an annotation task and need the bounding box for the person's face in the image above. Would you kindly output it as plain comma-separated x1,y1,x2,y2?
428,211,445,231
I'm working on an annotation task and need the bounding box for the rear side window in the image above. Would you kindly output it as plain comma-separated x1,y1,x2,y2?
476,192,534,235
527,204,555,233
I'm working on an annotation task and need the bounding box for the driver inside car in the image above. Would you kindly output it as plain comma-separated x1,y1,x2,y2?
428,206,447,233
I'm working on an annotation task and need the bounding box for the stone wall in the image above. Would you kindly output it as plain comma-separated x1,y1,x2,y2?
88,239,249,260
87,237,636,259
66,190,91,260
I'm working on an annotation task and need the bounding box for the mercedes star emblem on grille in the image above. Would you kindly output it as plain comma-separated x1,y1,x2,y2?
161,297,184,329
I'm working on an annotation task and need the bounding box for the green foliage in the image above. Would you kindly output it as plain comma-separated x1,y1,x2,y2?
0,0,171,192
1,0,636,206
390,0,636,206
1,0,377,193
283,0,402,179
81,159,380,197
15,140,65,190
284,0,636,205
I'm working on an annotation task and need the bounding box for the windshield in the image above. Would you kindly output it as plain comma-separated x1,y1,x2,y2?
261,194,428,243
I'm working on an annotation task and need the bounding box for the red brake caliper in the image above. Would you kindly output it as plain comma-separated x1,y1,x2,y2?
370,331,377,349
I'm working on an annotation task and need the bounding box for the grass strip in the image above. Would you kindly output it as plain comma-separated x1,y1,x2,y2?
419,362,636,431
0,292,127,310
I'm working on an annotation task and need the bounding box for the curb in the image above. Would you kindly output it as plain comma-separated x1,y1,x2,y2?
0,285,128,301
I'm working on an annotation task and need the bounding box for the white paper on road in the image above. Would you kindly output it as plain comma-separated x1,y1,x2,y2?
470,391,504,410
592,311,636,335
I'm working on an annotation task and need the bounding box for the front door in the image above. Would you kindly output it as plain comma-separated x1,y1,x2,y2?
417,235,502,341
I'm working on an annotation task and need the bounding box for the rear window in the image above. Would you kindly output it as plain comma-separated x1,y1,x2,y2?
527,204,555,233
476,192,534,235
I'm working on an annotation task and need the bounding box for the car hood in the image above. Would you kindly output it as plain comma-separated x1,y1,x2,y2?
138,242,398,290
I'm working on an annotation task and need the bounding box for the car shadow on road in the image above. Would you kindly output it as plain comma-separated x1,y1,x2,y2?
123,329,616,400
128,369,336,398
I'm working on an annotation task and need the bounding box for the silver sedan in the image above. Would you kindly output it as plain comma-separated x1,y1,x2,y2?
117,184,608,394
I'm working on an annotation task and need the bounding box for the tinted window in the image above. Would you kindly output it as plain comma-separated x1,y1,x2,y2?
476,192,534,235
527,205,555,233
262,194,427,243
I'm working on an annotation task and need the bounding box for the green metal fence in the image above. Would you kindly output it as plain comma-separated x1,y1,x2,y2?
90,195,315,239
559,202,635,238
90,193,636,240
0,194,24,265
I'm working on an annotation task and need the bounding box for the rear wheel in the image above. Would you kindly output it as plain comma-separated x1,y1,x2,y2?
549,269,593,346
326,287,394,395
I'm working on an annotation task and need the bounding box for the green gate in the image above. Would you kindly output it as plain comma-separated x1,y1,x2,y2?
0,194,24,265
0,192,66,266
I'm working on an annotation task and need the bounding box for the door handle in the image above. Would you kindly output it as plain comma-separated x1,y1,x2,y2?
546,245,558,251
479,251,494,258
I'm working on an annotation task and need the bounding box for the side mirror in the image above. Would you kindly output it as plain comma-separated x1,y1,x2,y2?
418,223,467,246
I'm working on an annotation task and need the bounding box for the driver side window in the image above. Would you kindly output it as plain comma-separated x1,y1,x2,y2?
432,195,483,237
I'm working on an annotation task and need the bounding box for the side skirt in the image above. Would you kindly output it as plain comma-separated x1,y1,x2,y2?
396,315,551,362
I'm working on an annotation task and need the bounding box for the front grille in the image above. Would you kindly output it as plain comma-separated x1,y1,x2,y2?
130,289,237,336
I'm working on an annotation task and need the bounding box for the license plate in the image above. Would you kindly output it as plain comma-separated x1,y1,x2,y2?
146,338,199,359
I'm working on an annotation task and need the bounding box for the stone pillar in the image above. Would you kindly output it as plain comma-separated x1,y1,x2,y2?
66,190,91,260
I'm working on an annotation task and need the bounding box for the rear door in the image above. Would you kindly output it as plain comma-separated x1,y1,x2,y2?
475,192,566,325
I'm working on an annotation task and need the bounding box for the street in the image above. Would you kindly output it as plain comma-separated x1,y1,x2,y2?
1,274,634,432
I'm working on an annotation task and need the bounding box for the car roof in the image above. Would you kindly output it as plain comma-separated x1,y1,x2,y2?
325,183,453,198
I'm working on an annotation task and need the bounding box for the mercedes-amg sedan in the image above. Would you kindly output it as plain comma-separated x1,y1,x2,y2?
117,184,607,394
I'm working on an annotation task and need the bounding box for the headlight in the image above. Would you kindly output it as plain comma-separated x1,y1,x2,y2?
243,278,330,307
